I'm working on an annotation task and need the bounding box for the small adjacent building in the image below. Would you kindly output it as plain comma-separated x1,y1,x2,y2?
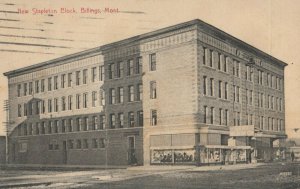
4,19,287,166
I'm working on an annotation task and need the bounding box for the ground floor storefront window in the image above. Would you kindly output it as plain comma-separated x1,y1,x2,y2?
150,149,194,164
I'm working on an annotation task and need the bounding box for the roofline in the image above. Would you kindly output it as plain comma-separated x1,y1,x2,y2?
4,19,287,77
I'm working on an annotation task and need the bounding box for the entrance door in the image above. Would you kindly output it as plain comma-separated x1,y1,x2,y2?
62,141,67,164
128,136,136,165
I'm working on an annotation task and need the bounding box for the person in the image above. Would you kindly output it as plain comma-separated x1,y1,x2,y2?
291,151,295,162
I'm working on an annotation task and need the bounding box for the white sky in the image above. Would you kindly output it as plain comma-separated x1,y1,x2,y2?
0,0,300,138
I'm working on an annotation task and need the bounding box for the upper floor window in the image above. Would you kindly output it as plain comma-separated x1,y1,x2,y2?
100,89,105,106
61,74,66,88
118,113,124,128
109,88,116,104
233,60,240,77
118,87,124,103
150,81,157,99
17,84,21,97
137,84,143,101
91,67,97,82
149,53,156,71
108,63,115,79
76,71,81,85
99,66,104,81
128,86,134,102
210,78,214,96
61,96,66,111
151,110,157,126
29,82,33,95
203,76,207,95
54,76,58,90
23,83,27,96
68,95,73,110
110,114,115,129
128,112,135,127
83,93,88,108
138,110,143,126
48,77,52,91
18,104,22,117
92,91,97,107
48,99,52,113
35,80,39,93
41,79,45,92
83,69,87,84
136,57,143,74
54,98,58,112
117,62,124,78
76,94,81,109
127,59,134,76
68,73,72,87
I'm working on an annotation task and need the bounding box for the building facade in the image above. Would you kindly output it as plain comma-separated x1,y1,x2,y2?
4,19,287,166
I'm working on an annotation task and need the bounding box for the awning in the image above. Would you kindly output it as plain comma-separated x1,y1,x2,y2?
204,145,252,150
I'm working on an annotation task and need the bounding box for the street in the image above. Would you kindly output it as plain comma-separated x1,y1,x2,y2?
0,162,299,189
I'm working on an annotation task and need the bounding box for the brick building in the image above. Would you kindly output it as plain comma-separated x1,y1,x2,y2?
4,19,287,166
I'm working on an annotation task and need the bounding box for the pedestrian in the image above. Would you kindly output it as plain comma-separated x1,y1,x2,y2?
291,151,295,162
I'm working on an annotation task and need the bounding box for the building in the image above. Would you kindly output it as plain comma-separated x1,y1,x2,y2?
0,136,5,164
4,19,287,166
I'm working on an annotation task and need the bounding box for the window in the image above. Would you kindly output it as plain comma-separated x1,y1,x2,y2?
137,84,143,101
218,81,222,98
48,99,52,113
109,88,116,104
54,98,58,112
91,67,97,82
23,83,27,96
76,71,81,85
76,94,81,109
19,142,28,153
83,93,88,108
210,78,214,96
149,53,156,71
35,101,40,114
224,56,228,72
35,80,39,93
48,77,52,91
48,121,52,134
92,91,97,107
219,108,222,125
225,82,228,100
138,111,143,126
23,124,28,136
29,82,33,95
203,47,206,65
83,139,89,149
128,112,134,127
250,90,253,106
83,69,87,84
225,109,228,126
36,123,40,135
28,102,33,115
68,73,72,87
217,53,221,70
28,123,33,135
99,138,105,148
150,81,157,99
100,115,105,129
54,120,59,133
118,113,124,128
76,139,82,149
62,119,66,133
68,119,73,132
83,117,88,131
108,63,115,79
76,118,82,131
99,65,104,81
68,95,72,110
246,89,248,104
128,85,134,102
61,97,66,111
204,106,207,123
117,62,124,78
92,116,98,130
209,49,213,67
210,107,214,124
151,110,157,126
41,100,45,114
40,122,45,134
41,79,45,92
118,87,124,103
280,98,282,111
203,76,207,95
136,57,143,74
110,114,116,129
17,84,21,97
61,74,66,88
92,138,98,148
100,90,105,106
68,140,74,149
54,76,58,90
127,59,134,76
18,104,22,117
24,103,27,116
233,60,240,77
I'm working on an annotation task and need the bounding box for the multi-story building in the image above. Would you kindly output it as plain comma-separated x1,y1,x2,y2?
4,19,287,166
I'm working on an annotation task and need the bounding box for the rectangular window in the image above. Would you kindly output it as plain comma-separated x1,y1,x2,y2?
217,53,221,70
54,76,58,90
29,82,33,95
151,110,157,126
118,87,124,103
203,76,207,95
210,78,214,96
109,88,116,104
24,103,27,116
48,77,52,91
128,85,134,102
92,91,97,107
83,93,88,108
35,80,39,93
62,119,66,133
24,83,28,96
118,113,124,128
149,53,156,71
76,71,81,85
68,95,72,110
68,73,72,87
100,115,105,129
68,119,73,132
68,140,74,149
225,109,228,126
92,116,98,130
54,120,59,133
136,56,143,74
41,79,45,92
138,111,143,127
18,104,22,117
218,81,222,98
100,90,105,106
117,62,124,78
83,69,87,84
250,90,253,105
210,107,214,124
83,139,89,149
61,74,66,88
99,65,104,81
76,118,82,131
41,100,45,114
150,81,157,99
48,99,52,113
76,139,82,149
54,98,58,112
225,82,228,100
17,84,21,97
36,123,40,135
219,108,222,125
35,101,40,115
209,49,213,67
76,94,81,109
224,56,228,72
204,106,207,123
48,121,52,134
61,96,66,111
110,114,115,129
108,63,115,79
83,117,88,131
92,138,98,148
91,67,97,82
128,112,134,127
137,84,143,101
127,59,134,76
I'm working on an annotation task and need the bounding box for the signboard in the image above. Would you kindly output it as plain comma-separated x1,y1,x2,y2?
229,125,255,137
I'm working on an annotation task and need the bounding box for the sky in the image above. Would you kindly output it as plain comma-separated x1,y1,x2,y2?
0,0,300,138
